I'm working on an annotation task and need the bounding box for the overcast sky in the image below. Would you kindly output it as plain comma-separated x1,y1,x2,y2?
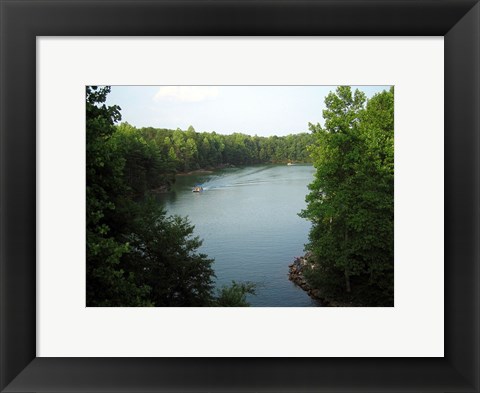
106,85,391,137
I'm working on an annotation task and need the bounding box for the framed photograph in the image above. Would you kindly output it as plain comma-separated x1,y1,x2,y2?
1,0,478,392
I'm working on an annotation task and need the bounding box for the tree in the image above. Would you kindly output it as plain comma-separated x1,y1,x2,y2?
184,137,198,171
86,86,151,306
122,199,216,306
300,86,394,306
214,281,256,307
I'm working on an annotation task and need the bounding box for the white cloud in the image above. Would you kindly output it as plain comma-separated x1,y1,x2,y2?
153,86,219,102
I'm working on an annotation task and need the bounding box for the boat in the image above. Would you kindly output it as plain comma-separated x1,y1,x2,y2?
287,162,293,166
192,186,203,193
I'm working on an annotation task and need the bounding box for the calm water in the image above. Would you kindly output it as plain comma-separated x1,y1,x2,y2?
157,164,319,306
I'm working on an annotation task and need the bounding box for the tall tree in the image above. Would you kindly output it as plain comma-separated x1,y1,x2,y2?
86,86,151,306
300,87,394,306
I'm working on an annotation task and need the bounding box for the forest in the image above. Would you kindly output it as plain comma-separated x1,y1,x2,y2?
86,85,394,307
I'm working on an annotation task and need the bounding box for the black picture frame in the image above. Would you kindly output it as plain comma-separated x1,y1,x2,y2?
1,0,479,392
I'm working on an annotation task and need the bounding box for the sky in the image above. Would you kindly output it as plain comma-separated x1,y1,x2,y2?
105,85,391,137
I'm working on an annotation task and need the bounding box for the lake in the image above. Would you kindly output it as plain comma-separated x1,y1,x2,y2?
157,164,319,306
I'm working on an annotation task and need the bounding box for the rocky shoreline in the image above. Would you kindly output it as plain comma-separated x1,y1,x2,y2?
288,254,353,307
288,254,325,304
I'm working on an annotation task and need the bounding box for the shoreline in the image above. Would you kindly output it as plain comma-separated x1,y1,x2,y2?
288,254,354,307
175,169,214,176
288,254,325,305
175,163,237,176
176,161,313,177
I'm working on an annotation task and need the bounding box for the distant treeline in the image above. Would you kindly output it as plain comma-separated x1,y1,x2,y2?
112,122,314,196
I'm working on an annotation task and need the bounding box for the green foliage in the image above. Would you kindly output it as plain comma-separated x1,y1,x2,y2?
121,199,216,306
86,86,151,306
214,281,257,307
300,86,394,306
